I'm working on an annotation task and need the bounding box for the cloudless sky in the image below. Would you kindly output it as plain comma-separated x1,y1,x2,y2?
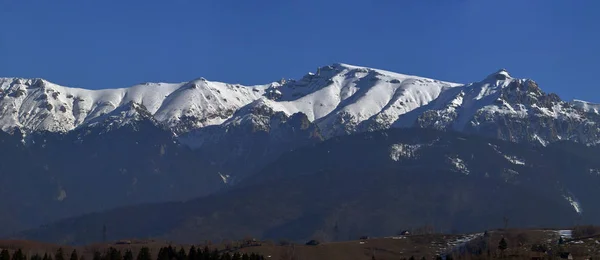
0,1,598,101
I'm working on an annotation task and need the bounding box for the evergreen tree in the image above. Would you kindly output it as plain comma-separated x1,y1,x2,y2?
156,248,169,260
12,249,25,260
123,250,133,260
168,246,176,260
55,248,65,260
136,248,151,260
221,253,232,260
209,250,218,260
187,246,196,260
241,253,249,260
106,247,122,260
92,252,101,260
1,250,11,260
79,256,85,260
202,247,210,260
69,250,78,260
498,237,508,252
42,253,52,260
30,254,42,260
231,253,241,260
176,248,186,260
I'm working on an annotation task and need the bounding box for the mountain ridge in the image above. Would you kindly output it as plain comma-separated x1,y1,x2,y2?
2,63,597,145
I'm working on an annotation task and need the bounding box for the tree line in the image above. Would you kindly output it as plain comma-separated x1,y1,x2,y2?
0,246,265,260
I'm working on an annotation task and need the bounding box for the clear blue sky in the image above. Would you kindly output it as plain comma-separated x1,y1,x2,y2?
1,1,598,101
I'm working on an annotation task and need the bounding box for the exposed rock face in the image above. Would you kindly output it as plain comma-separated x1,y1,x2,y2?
406,70,600,146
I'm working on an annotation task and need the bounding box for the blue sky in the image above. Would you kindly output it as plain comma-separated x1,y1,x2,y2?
1,1,598,101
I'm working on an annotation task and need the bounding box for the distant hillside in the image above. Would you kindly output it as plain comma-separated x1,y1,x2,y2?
18,129,600,245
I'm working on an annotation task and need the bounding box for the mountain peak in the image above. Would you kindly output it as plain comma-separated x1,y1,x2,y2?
486,68,512,81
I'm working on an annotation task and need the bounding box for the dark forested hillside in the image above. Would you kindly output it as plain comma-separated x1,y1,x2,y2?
18,129,600,245
0,123,224,236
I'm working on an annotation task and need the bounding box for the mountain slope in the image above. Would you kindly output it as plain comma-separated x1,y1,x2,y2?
0,77,272,133
3,64,599,147
19,129,600,245
0,123,224,235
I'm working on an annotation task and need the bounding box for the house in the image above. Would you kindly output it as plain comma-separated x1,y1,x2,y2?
399,230,411,236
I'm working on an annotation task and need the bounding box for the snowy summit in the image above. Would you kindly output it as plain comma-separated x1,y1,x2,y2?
0,63,598,146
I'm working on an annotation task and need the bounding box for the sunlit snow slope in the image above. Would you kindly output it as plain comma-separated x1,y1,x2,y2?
0,77,272,133
1,63,598,145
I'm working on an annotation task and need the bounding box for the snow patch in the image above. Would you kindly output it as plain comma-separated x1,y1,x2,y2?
503,155,525,165
56,188,67,201
557,230,573,239
488,143,525,165
448,156,469,175
444,233,484,255
563,192,583,215
572,99,600,114
532,134,548,147
219,172,231,184
389,143,422,161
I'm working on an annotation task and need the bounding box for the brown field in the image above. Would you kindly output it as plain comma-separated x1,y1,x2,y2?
2,229,600,260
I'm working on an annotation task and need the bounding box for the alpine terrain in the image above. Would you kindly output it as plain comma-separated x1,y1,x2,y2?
1,63,600,242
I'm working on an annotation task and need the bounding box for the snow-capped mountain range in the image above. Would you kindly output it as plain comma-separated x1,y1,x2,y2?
1,63,599,145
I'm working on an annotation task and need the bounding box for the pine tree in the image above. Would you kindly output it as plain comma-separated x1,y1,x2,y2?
231,253,241,260
1,250,11,260
156,248,169,260
187,246,196,260
498,237,508,251
107,247,122,260
202,247,210,260
92,252,101,260
241,253,249,260
123,250,133,260
210,249,219,260
69,250,78,260
176,248,186,260
166,246,175,260
12,249,25,260
221,253,232,260
30,254,42,260
55,248,65,260
42,253,52,260
136,248,151,260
